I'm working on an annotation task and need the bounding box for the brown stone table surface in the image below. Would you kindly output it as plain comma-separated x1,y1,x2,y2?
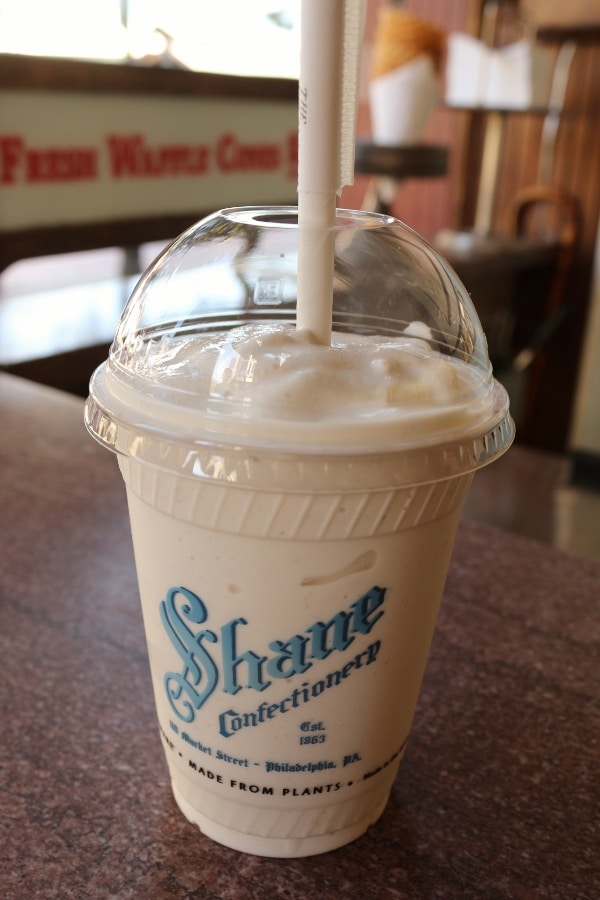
0,373,598,899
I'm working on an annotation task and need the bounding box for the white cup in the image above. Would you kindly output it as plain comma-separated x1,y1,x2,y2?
85,208,513,856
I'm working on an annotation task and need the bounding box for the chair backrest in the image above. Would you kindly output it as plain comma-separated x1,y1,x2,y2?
508,184,581,316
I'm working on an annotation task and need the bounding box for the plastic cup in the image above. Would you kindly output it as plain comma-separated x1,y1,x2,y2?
85,207,513,857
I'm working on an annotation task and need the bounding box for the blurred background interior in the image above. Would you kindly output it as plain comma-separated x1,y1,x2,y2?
0,0,599,560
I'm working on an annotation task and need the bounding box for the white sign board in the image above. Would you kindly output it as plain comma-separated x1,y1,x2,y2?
0,89,299,231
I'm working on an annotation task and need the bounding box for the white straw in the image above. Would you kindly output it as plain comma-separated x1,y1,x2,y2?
296,0,365,344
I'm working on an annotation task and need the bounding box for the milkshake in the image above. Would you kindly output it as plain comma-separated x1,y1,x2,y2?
85,207,513,857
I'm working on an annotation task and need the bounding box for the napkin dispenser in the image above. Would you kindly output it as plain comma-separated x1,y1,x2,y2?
445,33,554,110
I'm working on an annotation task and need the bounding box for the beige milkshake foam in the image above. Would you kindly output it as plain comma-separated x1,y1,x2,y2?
85,207,513,857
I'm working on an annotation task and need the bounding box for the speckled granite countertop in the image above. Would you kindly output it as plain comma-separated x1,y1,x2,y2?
1,373,598,899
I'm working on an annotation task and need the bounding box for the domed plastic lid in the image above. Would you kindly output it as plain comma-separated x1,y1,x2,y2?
85,207,513,486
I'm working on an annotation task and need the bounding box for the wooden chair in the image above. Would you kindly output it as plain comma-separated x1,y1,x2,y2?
504,184,581,442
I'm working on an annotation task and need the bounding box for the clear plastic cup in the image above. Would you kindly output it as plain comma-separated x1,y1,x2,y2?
85,207,513,857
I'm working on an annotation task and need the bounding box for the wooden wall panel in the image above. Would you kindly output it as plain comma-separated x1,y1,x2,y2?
491,39,600,245
482,29,600,451
521,0,595,27
345,0,599,451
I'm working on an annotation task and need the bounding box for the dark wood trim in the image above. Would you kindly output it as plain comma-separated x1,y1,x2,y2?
0,53,298,100
0,212,201,269
1,342,111,398
537,24,600,44
354,141,448,179
571,451,600,490
0,201,299,269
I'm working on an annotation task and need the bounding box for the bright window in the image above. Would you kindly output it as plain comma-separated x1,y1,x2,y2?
0,0,299,78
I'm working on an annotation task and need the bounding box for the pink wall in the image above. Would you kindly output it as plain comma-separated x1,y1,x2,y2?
340,0,473,240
